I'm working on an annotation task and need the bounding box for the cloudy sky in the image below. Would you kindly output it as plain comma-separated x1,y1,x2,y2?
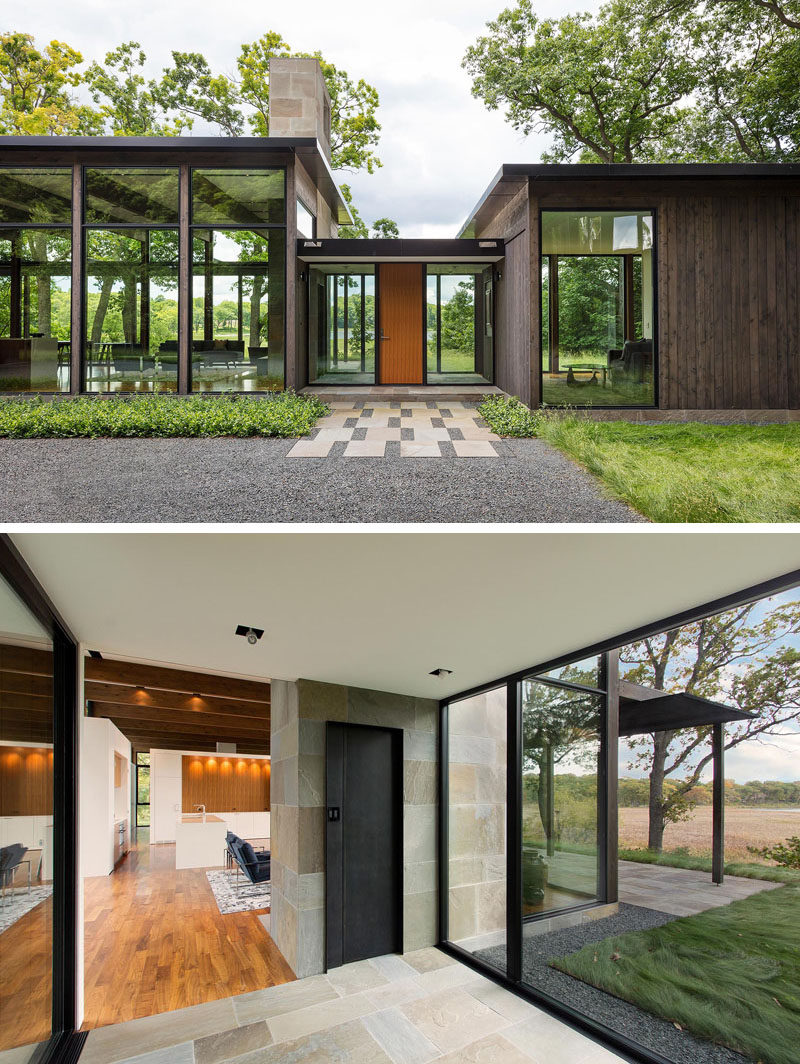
19,0,600,235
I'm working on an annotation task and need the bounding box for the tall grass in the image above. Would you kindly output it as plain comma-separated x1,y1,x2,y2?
554,886,800,1064
538,417,800,523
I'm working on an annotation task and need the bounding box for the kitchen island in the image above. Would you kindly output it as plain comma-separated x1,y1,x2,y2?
174,814,228,870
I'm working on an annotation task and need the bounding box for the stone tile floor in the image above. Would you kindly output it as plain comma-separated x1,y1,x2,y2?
287,401,501,459
618,860,778,916
76,949,626,1064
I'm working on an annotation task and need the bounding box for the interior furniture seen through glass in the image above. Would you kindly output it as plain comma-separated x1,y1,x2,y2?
0,573,55,1059
191,229,285,392
447,685,507,973
84,229,179,393
308,265,376,385
541,210,655,406
0,228,71,393
426,264,494,384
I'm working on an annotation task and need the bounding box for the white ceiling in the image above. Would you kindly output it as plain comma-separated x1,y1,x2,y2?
11,532,800,701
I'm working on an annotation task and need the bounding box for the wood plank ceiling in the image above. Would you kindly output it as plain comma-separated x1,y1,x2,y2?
0,643,54,745
85,657,270,756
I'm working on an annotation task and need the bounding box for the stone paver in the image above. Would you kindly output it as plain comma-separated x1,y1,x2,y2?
287,401,500,459
618,860,779,915
81,951,628,1064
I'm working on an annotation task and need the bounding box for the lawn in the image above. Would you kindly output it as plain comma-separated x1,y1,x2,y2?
0,392,328,439
553,886,800,1064
478,398,800,522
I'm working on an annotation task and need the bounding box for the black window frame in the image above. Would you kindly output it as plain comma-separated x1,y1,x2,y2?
0,535,85,1064
538,206,658,410
438,565,800,1064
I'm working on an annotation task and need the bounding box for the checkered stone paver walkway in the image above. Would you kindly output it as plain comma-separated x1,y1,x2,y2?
287,401,500,458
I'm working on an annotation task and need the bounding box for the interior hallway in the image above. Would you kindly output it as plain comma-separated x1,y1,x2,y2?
82,829,293,1031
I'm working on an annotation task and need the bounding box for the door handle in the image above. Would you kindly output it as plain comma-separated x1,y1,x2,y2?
380,330,390,341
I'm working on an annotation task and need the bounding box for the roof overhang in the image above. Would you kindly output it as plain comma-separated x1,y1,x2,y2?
618,681,753,735
458,161,800,238
296,237,505,263
0,135,352,227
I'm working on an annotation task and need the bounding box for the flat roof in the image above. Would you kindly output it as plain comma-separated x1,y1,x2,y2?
618,685,752,735
0,135,352,225
458,161,800,238
296,237,504,262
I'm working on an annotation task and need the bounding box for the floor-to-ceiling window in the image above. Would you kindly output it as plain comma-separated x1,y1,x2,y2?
191,169,286,392
84,168,179,393
426,265,494,385
0,538,80,1062
541,210,655,407
307,265,376,385
0,169,72,393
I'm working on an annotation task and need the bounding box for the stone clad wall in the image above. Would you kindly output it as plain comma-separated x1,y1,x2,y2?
270,678,438,978
447,687,507,951
268,58,332,161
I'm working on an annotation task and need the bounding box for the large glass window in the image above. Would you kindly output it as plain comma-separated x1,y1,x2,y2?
541,210,655,407
447,685,507,973
192,169,285,226
0,575,55,1059
0,168,71,225
85,168,179,225
521,673,602,924
136,752,150,827
426,265,493,384
191,229,285,392
0,229,71,393
308,265,375,385
84,229,179,392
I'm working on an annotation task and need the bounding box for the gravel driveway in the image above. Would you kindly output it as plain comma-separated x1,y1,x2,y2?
0,436,645,523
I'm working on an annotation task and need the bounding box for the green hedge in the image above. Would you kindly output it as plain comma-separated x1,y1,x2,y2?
0,392,329,439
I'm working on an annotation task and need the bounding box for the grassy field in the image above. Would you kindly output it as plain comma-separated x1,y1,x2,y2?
538,420,800,522
553,885,800,1064
619,806,800,863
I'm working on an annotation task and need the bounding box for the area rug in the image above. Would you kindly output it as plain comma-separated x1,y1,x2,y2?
206,870,270,915
0,885,53,933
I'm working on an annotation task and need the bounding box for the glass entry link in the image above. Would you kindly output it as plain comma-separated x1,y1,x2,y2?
308,265,375,384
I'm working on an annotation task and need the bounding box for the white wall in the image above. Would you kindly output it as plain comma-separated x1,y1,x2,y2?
80,717,131,878
150,748,270,844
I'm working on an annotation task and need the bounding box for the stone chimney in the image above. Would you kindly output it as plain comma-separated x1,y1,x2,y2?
268,58,332,162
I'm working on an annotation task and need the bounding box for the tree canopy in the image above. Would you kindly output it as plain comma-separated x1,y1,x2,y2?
620,596,800,851
464,0,800,162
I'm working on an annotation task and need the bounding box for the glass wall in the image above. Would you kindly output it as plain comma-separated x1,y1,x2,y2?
520,671,602,923
0,574,55,1058
85,229,179,392
426,265,494,384
308,265,375,385
447,685,507,973
541,210,655,407
191,229,285,392
0,168,72,393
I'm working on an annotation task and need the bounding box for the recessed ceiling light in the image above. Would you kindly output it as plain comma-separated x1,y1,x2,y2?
236,624,264,645
429,668,453,677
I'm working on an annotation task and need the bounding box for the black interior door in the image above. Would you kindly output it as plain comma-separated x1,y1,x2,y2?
325,722,402,969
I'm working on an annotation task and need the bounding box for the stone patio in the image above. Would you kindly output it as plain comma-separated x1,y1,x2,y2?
618,860,779,916
287,401,501,459
73,949,625,1064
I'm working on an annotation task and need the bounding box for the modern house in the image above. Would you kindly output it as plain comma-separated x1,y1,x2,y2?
0,531,797,1064
1,58,798,416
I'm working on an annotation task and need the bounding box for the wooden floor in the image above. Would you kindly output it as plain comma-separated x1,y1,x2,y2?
82,830,294,1030
0,891,53,1049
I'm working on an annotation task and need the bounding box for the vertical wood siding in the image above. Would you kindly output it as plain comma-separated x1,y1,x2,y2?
657,192,800,409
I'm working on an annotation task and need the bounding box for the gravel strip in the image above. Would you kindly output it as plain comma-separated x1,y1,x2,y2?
0,437,645,523
475,904,749,1064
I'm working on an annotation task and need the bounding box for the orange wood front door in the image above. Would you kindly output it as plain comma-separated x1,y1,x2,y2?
378,263,424,384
